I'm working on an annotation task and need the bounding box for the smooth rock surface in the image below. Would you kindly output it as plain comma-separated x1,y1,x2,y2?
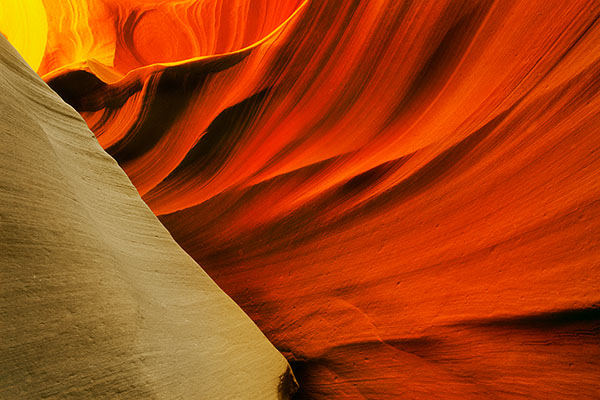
0,35,295,399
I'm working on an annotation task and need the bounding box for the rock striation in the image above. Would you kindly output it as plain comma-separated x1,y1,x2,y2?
2,1,600,398
0,35,296,399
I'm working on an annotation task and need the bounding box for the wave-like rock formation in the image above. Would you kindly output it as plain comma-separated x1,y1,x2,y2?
0,36,296,399
3,0,600,398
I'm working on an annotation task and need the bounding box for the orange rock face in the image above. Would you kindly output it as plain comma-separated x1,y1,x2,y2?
4,0,600,398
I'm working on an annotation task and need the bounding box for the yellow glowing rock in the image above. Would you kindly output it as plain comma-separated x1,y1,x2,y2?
0,0,48,71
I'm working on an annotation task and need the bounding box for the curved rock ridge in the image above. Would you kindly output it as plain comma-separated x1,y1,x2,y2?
3,0,600,398
0,36,296,399
0,0,306,80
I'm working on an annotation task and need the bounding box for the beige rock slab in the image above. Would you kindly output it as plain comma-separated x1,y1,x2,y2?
0,36,296,399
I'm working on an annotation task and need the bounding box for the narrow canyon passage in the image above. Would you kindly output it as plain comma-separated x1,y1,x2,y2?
2,0,599,398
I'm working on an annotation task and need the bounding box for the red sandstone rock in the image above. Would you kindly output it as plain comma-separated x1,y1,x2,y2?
3,1,599,398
